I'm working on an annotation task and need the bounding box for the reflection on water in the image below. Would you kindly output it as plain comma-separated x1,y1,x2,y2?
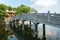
0,23,60,40
5,24,18,40
38,24,60,40
0,22,18,40
0,24,8,40
10,21,60,40
9,35,18,40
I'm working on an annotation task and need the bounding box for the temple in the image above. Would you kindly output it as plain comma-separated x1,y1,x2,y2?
5,10,15,38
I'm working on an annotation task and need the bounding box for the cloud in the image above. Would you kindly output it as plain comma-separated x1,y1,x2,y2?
30,0,57,13
36,0,56,7
38,30,56,39
32,0,57,8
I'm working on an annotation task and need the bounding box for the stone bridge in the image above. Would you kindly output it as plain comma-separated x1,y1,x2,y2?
10,11,60,40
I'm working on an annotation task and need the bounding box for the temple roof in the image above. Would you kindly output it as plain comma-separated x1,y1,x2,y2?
6,10,15,13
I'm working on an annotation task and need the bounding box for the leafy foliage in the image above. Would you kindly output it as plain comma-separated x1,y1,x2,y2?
0,10,6,20
0,24,8,40
0,4,8,11
0,4,37,18
0,4,7,19
7,6,12,11
16,5,30,14
15,4,37,15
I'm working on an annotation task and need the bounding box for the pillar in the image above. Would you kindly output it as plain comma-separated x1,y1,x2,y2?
15,20,18,28
22,20,24,30
9,21,12,29
54,12,56,23
11,21,15,30
35,23,39,40
11,21,16,31
42,24,46,40
29,21,31,40
15,20,19,33
22,20,25,40
48,11,50,22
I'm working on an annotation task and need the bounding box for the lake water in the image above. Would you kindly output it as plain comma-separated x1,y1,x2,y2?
8,24,60,40
9,35,18,40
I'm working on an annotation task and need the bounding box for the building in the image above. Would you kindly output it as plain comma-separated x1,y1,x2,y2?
5,10,15,38
5,10,15,24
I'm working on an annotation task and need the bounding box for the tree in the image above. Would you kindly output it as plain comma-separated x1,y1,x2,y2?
13,7,16,11
0,10,7,20
0,4,8,11
7,6,12,11
0,24,8,40
0,4,8,20
16,4,37,15
30,8,37,13
16,4,30,14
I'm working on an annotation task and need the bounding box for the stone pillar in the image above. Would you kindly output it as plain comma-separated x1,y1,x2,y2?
35,23,39,40
10,21,13,30
48,11,50,22
30,21,31,34
13,21,16,31
22,20,24,29
9,21,12,29
11,21,14,30
42,24,46,40
15,20,18,28
29,21,31,40
15,20,19,33
54,12,56,15
54,12,56,23
22,20,25,40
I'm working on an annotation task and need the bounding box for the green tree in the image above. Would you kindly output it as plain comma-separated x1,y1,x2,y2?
30,8,37,13
0,24,8,40
13,7,16,11
7,6,12,11
0,4,7,20
16,4,37,15
16,4,30,14
0,4,8,11
0,10,7,20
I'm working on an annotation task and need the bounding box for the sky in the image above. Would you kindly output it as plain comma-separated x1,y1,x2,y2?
0,0,60,13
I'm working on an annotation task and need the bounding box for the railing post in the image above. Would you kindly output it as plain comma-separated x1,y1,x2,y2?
48,11,50,22
42,24,46,40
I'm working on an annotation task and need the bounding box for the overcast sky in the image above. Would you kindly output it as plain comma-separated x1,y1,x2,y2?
0,0,60,13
